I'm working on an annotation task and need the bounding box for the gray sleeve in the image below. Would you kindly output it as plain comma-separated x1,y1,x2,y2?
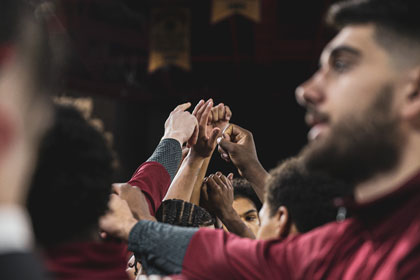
128,220,198,275
147,138,182,181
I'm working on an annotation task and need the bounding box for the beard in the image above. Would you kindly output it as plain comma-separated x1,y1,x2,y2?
300,85,404,186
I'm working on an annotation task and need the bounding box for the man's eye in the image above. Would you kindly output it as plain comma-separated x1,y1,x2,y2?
333,59,350,73
245,215,257,222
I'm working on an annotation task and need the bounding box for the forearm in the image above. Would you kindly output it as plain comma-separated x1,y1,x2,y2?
219,209,256,239
190,156,211,204
147,138,182,181
240,161,270,203
163,154,205,201
128,220,198,275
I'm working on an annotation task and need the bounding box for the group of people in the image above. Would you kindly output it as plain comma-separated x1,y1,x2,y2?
2,0,420,279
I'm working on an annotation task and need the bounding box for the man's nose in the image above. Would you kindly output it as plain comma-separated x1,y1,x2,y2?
295,78,325,108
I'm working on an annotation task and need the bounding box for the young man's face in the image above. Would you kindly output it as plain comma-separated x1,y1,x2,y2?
232,197,260,236
297,24,407,184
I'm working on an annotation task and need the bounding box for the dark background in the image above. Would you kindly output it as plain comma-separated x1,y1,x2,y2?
56,0,336,180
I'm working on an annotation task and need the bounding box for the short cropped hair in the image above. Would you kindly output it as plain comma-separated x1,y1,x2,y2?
266,158,351,233
232,178,262,212
327,0,420,64
27,104,114,246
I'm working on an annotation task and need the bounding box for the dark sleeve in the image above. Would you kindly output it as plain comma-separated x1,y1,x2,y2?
147,138,182,181
0,252,50,280
128,220,198,275
128,139,182,216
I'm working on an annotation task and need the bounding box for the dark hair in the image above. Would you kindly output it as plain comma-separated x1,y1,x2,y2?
27,104,114,246
266,158,351,233
327,0,420,50
232,178,262,212
155,199,214,227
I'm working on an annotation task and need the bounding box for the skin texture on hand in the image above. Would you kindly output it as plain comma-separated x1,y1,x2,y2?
217,124,270,202
163,99,216,201
99,194,138,241
112,183,156,221
190,99,220,158
201,172,256,239
162,102,199,147
189,101,232,205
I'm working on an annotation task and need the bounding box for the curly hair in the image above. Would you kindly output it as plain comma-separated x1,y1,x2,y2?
232,178,262,212
266,158,351,233
27,104,114,246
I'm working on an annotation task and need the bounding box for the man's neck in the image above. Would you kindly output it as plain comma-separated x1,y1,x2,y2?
354,137,420,203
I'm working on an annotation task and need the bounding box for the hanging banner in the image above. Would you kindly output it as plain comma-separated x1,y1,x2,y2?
211,0,260,24
148,8,191,73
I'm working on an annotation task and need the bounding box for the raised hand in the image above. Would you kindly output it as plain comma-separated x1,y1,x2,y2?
200,172,235,217
163,102,199,146
190,99,220,158
209,103,232,133
217,124,259,171
217,124,269,202
201,172,256,239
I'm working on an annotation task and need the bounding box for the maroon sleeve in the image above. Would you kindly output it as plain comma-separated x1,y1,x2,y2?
179,228,292,279
180,222,342,279
128,161,171,216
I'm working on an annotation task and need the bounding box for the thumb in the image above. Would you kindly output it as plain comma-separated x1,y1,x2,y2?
217,136,237,154
173,102,192,112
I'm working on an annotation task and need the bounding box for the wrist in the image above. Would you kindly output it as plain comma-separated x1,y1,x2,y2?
123,218,138,241
162,133,185,146
218,207,238,222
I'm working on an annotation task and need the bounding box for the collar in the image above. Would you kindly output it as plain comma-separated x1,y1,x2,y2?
335,170,420,219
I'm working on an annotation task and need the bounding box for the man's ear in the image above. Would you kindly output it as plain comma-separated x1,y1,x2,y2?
275,206,290,238
401,67,420,125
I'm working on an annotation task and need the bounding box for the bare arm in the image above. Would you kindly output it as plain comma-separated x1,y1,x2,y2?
164,99,220,201
217,124,270,202
190,103,232,205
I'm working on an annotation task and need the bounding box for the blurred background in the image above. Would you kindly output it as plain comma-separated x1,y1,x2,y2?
50,0,336,180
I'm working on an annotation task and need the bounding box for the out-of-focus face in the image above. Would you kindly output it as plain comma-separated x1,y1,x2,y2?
297,24,407,184
232,197,260,236
256,203,278,240
0,38,52,205
297,24,401,142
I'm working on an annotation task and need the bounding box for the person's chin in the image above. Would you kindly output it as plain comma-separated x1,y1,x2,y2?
308,123,330,142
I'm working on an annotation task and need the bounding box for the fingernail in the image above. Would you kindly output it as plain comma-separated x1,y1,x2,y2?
223,153,228,158
217,137,222,144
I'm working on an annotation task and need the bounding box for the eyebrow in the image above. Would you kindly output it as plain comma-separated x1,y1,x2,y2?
320,45,362,66
239,209,258,217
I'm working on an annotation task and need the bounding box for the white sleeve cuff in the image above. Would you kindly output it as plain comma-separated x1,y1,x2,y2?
0,205,33,253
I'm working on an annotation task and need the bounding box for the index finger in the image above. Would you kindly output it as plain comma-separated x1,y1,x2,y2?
173,102,192,112
192,100,204,116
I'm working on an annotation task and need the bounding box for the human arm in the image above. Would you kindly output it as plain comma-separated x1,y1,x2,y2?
201,173,256,239
217,124,270,202
163,99,219,201
190,103,232,205
100,190,307,279
128,103,198,215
